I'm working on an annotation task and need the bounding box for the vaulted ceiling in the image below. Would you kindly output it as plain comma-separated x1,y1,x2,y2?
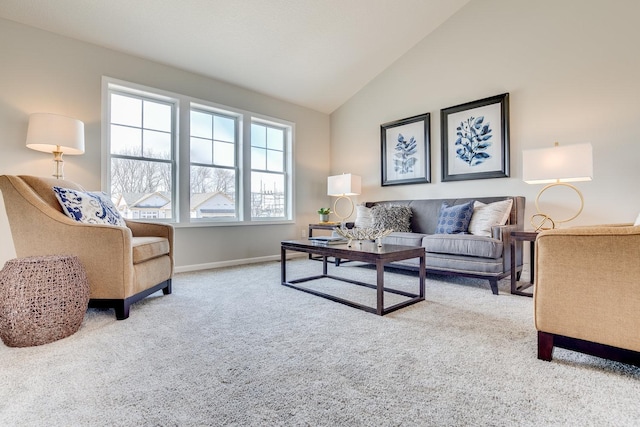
0,0,471,113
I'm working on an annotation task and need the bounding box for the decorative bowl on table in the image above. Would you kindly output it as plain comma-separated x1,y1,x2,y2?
333,227,393,248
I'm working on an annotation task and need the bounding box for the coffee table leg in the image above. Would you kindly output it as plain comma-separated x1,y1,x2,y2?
376,259,384,315
419,254,425,298
281,246,286,284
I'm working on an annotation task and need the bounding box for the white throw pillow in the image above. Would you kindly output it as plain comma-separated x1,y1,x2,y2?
53,186,127,227
468,199,513,237
354,205,374,228
635,212,640,226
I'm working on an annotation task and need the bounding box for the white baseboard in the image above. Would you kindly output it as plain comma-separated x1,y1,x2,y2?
175,252,306,273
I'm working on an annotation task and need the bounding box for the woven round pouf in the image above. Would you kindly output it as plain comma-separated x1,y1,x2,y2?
0,255,89,347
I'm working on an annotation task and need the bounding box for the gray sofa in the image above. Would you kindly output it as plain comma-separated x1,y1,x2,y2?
365,196,525,294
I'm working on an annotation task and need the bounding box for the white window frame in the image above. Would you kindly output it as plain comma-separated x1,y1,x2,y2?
101,76,295,226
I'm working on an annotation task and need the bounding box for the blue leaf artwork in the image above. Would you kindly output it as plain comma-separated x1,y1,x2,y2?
394,133,418,174
455,116,493,166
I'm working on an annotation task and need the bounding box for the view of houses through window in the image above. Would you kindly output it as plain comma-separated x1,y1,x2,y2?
104,78,293,223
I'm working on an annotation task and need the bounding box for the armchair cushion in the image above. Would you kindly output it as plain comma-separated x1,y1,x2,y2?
132,237,171,264
53,186,126,227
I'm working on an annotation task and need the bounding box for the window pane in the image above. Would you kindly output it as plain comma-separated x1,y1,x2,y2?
190,166,236,219
251,124,266,148
213,141,235,167
111,124,142,156
144,101,171,132
111,94,141,127
191,111,212,139
251,172,285,218
110,158,172,220
214,116,235,143
267,149,284,172
251,147,266,170
143,130,171,159
267,127,284,151
191,137,212,164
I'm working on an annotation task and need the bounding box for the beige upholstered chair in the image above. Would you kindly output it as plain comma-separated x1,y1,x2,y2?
0,175,174,320
535,224,640,366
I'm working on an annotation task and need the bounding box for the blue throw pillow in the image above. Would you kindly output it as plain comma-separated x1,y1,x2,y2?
53,186,126,227
436,200,475,234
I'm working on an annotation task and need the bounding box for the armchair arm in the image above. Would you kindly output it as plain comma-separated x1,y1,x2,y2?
125,219,175,268
535,224,640,351
125,219,174,240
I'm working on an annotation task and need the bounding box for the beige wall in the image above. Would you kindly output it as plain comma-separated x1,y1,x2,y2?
0,19,330,269
331,0,640,226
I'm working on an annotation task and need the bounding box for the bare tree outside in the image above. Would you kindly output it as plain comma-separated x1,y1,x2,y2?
110,147,171,198
190,166,235,197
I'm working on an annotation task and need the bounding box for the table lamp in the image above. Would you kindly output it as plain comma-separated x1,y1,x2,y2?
327,173,361,222
522,142,593,230
26,113,85,179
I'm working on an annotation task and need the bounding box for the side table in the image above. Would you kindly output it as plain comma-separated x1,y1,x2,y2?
308,222,354,264
0,255,89,347
510,230,537,297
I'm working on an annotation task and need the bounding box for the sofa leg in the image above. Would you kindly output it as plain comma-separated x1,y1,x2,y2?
162,278,172,295
115,301,131,320
538,331,554,361
489,279,499,295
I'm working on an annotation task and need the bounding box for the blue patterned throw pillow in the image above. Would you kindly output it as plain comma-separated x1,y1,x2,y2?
53,186,126,227
436,200,475,234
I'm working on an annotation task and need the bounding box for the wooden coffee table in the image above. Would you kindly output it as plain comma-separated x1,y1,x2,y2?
281,239,425,315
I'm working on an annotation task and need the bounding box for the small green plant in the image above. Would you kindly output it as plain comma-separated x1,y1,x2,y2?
317,207,331,215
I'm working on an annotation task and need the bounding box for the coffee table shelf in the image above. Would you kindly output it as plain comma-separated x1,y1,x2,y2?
281,239,425,315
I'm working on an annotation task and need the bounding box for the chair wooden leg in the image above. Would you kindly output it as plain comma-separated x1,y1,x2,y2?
115,301,130,320
162,278,172,295
538,331,554,361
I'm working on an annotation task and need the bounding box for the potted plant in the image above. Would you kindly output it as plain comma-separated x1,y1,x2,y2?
317,207,331,223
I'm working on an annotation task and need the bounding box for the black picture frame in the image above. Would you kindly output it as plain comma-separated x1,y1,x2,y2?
441,93,510,182
380,113,431,186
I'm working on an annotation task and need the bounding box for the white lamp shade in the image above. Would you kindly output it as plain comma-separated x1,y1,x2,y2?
26,113,85,155
522,143,593,184
327,173,361,196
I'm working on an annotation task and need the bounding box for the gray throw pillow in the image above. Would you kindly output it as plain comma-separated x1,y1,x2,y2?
371,204,412,232
436,200,475,234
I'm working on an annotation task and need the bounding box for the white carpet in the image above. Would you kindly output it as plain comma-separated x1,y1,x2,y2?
1,259,639,426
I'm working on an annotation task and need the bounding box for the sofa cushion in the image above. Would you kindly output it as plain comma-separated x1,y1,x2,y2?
435,200,474,234
354,205,374,228
423,234,503,259
468,199,513,237
383,232,427,247
371,205,412,232
132,236,170,264
53,186,126,227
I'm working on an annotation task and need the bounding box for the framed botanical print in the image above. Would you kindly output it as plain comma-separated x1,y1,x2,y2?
441,93,510,182
380,113,431,186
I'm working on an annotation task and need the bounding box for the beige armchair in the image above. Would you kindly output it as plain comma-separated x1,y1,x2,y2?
0,175,174,320
535,224,640,366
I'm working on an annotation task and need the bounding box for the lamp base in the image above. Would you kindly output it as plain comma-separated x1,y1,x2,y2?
530,182,584,231
52,150,64,180
332,195,355,223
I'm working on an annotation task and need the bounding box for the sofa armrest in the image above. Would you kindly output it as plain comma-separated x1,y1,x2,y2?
492,224,524,272
535,225,640,351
